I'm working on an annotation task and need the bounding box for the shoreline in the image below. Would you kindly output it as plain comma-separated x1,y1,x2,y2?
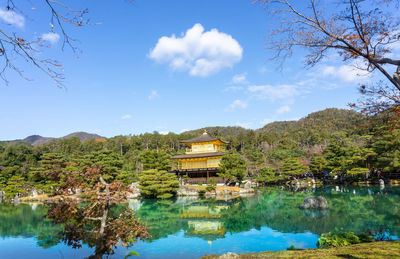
10,181,396,204
201,241,400,258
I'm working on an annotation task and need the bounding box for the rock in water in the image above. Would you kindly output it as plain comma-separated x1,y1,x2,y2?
244,181,251,189
299,196,329,210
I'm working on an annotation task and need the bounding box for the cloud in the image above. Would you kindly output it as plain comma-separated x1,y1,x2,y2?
248,84,299,102
321,64,370,82
148,90,159,100
235,122,252,129
276,105,291,114
149,23,243,77
0,9,24,27
121,114,132,120
180,129,189,133
159,131,169,135
232,73,247,84
41,32,60,44
227,99,247,111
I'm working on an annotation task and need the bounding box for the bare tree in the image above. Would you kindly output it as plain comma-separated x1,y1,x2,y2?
257,0,400,91
0,0,91,87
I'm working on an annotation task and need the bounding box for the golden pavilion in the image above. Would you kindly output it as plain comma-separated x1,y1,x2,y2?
170,131,228,183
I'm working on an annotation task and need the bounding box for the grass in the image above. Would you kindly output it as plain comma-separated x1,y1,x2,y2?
201,241,400,258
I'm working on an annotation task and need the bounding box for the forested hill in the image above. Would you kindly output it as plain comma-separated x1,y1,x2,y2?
181,126,249,138
5,132,103,146
257,108,364,146
182,108,364,142
3,108,363,145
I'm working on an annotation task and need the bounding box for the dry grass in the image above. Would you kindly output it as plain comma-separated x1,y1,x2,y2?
201,241,400,259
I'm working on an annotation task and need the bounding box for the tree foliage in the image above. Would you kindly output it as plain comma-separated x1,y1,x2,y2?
218,153,247,184
138,170,179,199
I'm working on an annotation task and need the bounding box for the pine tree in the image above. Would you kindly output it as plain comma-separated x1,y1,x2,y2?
310,155,328,173
139,170,179,199
280,158,307,176
218,153,247,185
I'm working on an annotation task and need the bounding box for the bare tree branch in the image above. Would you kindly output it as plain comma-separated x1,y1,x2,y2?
256,0,400,91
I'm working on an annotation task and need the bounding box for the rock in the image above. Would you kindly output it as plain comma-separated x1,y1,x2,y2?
219,252,239,258
299,196,329,210
31,189,39,198
127,192,140,199
129,182,140,190
177,187,199,196
74,188,82,195
244,181,251,189
240,188,254,194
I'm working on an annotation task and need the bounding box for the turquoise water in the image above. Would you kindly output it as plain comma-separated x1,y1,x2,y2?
1,185,399,258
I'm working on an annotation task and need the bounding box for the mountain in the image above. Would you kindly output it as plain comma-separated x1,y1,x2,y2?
22,135,54,146
62,132,103,142
10,132,105,146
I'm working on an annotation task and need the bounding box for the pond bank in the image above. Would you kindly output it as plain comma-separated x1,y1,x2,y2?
202,241,400,258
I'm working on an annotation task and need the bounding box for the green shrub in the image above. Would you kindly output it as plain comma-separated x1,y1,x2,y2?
317,229,360,248
358,233,374,243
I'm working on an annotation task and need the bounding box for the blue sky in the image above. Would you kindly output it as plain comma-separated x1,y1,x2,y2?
0,0,388,140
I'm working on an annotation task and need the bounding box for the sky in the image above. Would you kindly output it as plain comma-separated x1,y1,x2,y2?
0,0,394,140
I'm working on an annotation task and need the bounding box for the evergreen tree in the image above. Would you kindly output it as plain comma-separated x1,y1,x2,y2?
256,167,278,185
139,170,179,199
310,155,328,173
280,158,307,176
218,153,247,185
371,127,400,172
138,150,171,171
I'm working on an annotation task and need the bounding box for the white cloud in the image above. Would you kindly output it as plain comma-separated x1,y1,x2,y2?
227,99,247,111
276,105,291,114
260,118,272,125
248,84,299,101
180,129,189,133
159,131,169,135
148,90,159,100
0,9,24,27
41,32,60,44
232,73,247,84
149,23,243,77
321,64,370,82
235,122,252,129
121,114,132,120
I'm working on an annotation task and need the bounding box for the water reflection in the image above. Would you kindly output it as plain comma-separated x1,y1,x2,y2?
0,185,399,258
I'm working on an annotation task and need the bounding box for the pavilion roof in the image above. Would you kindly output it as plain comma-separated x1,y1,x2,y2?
180,132,228,145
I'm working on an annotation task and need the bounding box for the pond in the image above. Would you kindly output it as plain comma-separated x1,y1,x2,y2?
1,185,400,258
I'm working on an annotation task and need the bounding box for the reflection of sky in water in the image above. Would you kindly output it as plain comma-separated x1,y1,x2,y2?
0,227,318,259
0,237,93,259
110,227,318,259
